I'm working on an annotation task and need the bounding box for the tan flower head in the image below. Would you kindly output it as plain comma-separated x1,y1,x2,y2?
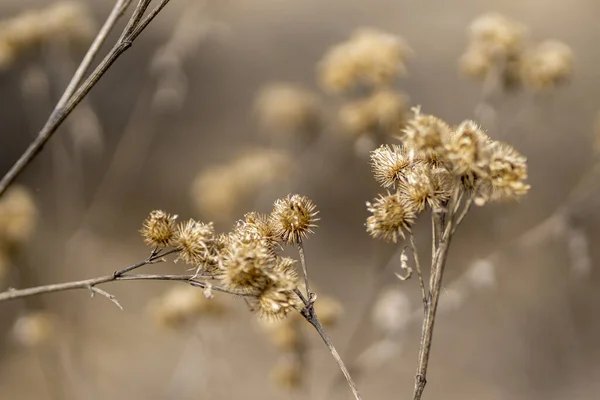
252,283,301,320
235,212,281,249
477,141,530,203
270,194,319,245
366,191,417,242
140,210,177,248
319,27,410,92
398,163,453,212
521,40,573,90
401,107,451,158
173,219,216,267
255,82,322,139
445,120,492,175
219,234,275,294
339,89,408,137
468,12,527,58
370,144,412,188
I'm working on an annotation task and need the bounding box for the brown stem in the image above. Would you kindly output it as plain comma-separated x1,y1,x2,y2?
297,242,313,302
409,233,428,307
0,0,173,197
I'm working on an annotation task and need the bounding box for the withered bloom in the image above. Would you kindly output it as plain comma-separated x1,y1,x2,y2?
172,219,216,266
140,210,177,248
270,194,319,245
370,144,412,188
366,191,417,242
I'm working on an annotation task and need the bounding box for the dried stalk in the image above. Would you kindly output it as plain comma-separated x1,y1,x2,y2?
0,249,247,304
0,0,173,197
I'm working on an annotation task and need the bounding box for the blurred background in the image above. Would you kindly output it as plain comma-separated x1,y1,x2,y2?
0,0,599,399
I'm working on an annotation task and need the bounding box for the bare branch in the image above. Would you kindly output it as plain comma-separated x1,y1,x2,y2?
0,0,174,197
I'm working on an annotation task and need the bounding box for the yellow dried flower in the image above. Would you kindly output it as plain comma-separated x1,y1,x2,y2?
0,186,37,247
234,212,281,250
149,285,226,329
445,120,492,176
12,312,57,347
398,163,453,212
319,27,410,92
366,191,417,242
370,144,412,188
271,356,303,390
173,219,216,266
339,89,408,137
270,194,319,245
254,82,322,140
401,108,451,158
521,40,573,90
468,13,527,58
477,141,530,203
140,210,177,248
252,283,301,320
219,234,275,294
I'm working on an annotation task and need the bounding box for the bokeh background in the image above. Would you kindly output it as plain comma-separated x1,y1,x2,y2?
1,0,599,399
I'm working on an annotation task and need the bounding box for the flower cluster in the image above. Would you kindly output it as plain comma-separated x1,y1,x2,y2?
140,194,319,319
366,108,529,242
460,12,573,91
0,2,95,69
319,27,411,93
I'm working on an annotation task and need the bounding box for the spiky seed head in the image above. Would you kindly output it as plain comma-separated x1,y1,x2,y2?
476,141,530,203
270,257,300,288
234,212,282,250
140,210,177,248
521,40,573,90
172,219,216,266
446,120,492,175
370,144,412,188
251,283,302,320
270,194,319,245
401,107,451,159
398,163,453,212
366,191,417,243
218,235,275,294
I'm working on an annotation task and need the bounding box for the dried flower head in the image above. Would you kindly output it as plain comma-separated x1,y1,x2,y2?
319,27,410,93
235,212,281,250
445,120,492,175
173,219,216,266
149,285,226,329
521,40,573,90
12,312,57,347
252,283,301,320
191,148,292,221
366,191,417,242
401,107,451,158
219,234,275,294
270,194,319,245
0,185,37,247
398,163,453,211
468,13,527,58
477,141,530,203
255,82,322,140
370,144,412,188
140,210,177,248
271,356,303,389
339,89,408,137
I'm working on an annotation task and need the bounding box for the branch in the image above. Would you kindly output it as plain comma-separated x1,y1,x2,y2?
0,251,248,304
0,0,174,197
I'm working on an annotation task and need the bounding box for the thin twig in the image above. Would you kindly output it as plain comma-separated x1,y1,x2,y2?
409,233,427,307
295,290,362,400
297,242,313,302
0,0,173,197
56,0,134,112
88,286,123,310
0,252,247,304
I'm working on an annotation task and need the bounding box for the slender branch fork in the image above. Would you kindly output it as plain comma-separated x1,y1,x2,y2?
0,0,174,197
0,249,249,305
294,241,362,400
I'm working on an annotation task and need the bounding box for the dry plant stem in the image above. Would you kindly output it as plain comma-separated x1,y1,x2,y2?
0,0,173,197
294,289,362,400
0,250,246,304
297,242,313,302
413,221,453,400
56,0,134,111
409,233,428,306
